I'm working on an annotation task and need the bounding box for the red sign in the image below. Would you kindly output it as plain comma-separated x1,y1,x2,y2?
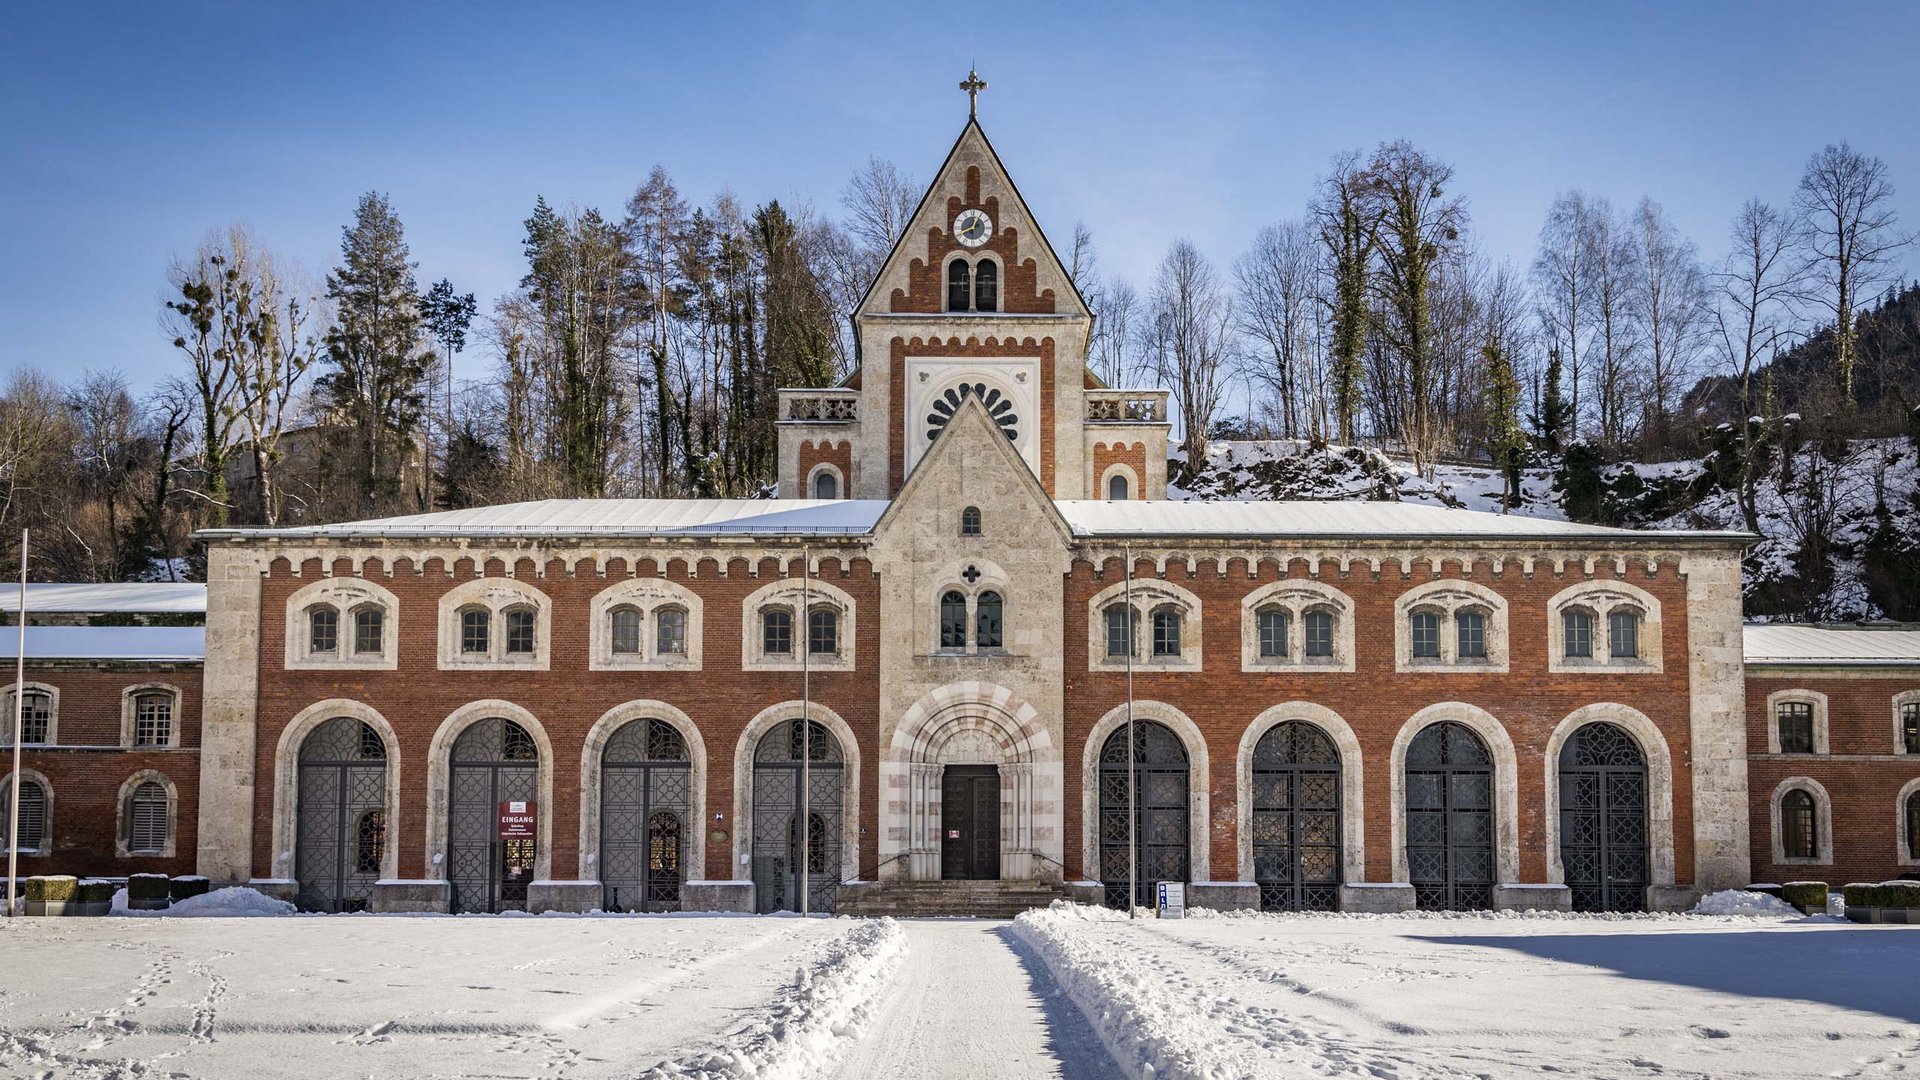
497,800,537,840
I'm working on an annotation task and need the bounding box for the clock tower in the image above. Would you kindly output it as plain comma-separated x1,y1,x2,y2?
776,75,1170,502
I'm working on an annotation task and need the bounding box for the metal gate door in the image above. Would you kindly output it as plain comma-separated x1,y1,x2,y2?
1251,720,1341,911
447,717,539,914
600,718,693,912
941,765,1001,880
295,717,388,912
1405,721,1495,911
1098,720,1190,910
751,719,844,913
1559,721,1649,912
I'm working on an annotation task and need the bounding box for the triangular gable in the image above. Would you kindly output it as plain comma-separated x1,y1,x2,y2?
871,392,1072,544
854,117,1091,320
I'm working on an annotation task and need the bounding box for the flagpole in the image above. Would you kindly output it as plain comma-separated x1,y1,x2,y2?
799,545,810,919
1124,544,1136,919
6,529,27,918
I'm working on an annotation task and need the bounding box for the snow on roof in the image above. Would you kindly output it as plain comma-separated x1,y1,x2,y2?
0,582,206,614
1742,624,1920,666
200,499,890,539
0,626,205,662
1055,500,1747,541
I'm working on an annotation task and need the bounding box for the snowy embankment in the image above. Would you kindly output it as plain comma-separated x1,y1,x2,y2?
641,916,907,1080
110,885,297,917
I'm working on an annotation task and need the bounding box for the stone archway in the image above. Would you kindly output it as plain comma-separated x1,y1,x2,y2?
885,682,1056,882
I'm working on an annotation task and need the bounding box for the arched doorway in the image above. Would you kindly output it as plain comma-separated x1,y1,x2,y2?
1251,720,1341,911
448,717,539,914
752,719,844,913
1098,720,1189,910
295,716,388,913
600,717,692,912
1558,721,1649,912
1405,721,1494,911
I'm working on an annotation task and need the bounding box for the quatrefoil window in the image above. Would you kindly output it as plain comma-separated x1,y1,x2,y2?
926,383,1019,444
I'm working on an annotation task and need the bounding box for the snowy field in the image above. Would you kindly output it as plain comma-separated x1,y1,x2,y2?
2,902,1917,1080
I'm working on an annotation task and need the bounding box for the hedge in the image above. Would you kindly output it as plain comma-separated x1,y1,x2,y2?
77,879,115,903
1845,881,1920,908
169,875,210,901
1745,883,1784,899
127,873,171,900
1781,881,1829,914
24,875,77,902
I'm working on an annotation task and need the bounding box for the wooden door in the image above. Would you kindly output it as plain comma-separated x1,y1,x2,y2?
941,766,1001,880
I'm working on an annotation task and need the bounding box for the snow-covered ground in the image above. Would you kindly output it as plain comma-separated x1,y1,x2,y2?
4,906,1917,1079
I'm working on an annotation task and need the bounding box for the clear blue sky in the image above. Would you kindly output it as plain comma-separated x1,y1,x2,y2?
3,0,1916,392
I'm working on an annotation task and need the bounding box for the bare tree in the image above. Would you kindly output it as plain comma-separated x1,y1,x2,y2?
1584,197,1643,449
1235,220,1326,439
1310,151,1377,445
1794,141,1910,403
1532,191,1597,442
1067,221,1098,293
1713,198,1806,532
841,157,918,295
1145,240,1234,466
1089,279,1142,387
1633,198,1710,455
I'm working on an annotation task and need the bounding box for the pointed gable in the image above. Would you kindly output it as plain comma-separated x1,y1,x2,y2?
872,392,1070,544
856,119,1091,321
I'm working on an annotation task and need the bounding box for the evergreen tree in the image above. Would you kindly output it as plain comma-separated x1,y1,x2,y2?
1533,346,1574,454
1483,339,1525,512
421,278,477,508
318,192,433,514
1312,153,1375,446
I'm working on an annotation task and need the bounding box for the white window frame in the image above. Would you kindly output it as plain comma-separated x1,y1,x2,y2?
1,769,52,857
588,578,704,671
116,770,178,859
1896,777,1920,868
1893,690,1920,755
741,575,856,672
437,578,552,670
1765,688,1829,755
1,682,59,746
284,577,400,671
1087,576,1202,673
1769,776,1832,866
1392,579,1509,673
1546,581,1664,674
120,683,183,749
1099,463,1139,502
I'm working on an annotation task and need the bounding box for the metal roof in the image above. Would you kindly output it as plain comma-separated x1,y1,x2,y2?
1054,500,1750,542
1742,624,1920,666
199,499,890,540
0,626,206,662
0,582,207,614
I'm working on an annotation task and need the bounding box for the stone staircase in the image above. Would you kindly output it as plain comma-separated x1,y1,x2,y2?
836,879,1074,918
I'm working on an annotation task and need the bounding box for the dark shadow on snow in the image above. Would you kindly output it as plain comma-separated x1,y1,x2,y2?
995,924,1126,1080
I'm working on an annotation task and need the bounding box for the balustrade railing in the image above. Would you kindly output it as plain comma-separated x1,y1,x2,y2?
1086,389,1169,423
779,389,859,423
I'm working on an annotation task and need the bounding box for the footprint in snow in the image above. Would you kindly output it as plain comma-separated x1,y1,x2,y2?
1688,1025,1730,1039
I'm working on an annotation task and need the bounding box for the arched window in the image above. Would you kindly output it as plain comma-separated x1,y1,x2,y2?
939,591,968,650
354,809,386,874
610,606,642,655
1908,791,1920,860
1411,611,1441,659
1781,788,1817,859
296,717,389,912
1105,605,1135,658
1777,701,1815,754
1608,610,1640,658
1256,607,1289,658
812,469,838,500
132,692,173,747
353,606,384,655
655,606,687,656
973,259,998,313
4,778,46,851
762,608,793,655
504,606,537,655
946,259,971,312
460,607,491,655
1455,610,1487,660
1303,609,1334,658
976,591,1003,649
16,690,51,745
808,608,839,656
1150,607,1182,658
1563,609,1594,658
1108,473,1130,501
309,606,339,655
961,506,982,535
1905,701,1920,755
126,780,169,854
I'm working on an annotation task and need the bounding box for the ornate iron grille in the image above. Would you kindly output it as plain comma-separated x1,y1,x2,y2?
600,717,693,912
1558,721,1649,912
1098,720,1190,910
1252,721,1341,911
448,717,539,914
295,717,390,913
1405,721,1494,911
751,719,844,913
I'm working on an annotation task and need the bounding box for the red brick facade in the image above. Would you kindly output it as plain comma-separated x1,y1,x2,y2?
796,439,853,498
887,335,1057,496
1090,440,1148,499
888,167,1057,316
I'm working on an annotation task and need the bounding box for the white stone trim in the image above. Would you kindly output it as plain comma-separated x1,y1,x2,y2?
806,462,845,500
926,559,1013,655
1,768,53,856
740,575,856,672
578,701,708,885
1680,551,1750,891
116,769,177,858
1894,690,1920,755
423,701,555,883
1388,703,1521,886
283,576,400,671
1541,704,1676,888
1545,580,1663,674
1238,580,1357,673
2,682,59,745
1765,688,1829,755
1392,580,1509,673
906,358,1041,477
1235,703,1364,885
1768,776,1832,866
1081,701,1211,884
1086,576,1203,673
120,682,183,748
730,701,862,885
587,578,703,672
1896,777,1920,868
1098,462,1139,502
267,699,402,882
436,578,551,670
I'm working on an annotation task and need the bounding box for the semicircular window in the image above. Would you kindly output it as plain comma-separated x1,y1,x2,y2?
926,383,1018,445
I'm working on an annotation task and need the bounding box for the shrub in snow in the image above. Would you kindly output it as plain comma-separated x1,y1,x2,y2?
77,879,115,903
1744,883,1784,899
1849,881,1920,923
1780,881,1828,914
24,875,76,902
168,875,211,901
126,873,170,899
1690,889,1800,917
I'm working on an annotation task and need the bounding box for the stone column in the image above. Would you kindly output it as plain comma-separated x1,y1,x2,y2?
1684,550,1753,891
909,762,941,880
197,543,262,885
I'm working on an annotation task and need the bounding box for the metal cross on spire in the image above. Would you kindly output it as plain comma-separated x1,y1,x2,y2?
960,69,987,117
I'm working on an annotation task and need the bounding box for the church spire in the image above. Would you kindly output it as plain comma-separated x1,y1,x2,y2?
959,68,987,118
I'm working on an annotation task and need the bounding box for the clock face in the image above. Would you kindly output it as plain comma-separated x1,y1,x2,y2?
953,208,992,248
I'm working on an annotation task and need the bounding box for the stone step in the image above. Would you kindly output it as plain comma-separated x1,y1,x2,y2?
836,879,1073,917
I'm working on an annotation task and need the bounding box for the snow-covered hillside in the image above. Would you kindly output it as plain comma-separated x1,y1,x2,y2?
1173,436,1920,622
